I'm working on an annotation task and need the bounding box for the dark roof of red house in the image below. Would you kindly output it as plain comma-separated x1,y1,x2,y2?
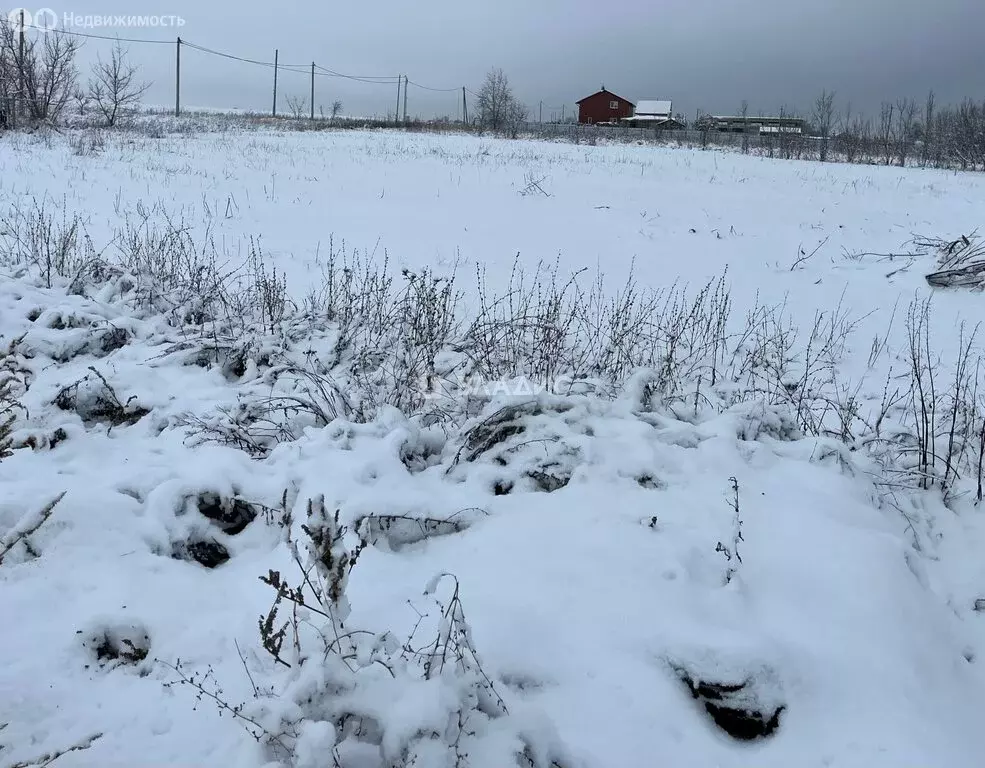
576,88,635,107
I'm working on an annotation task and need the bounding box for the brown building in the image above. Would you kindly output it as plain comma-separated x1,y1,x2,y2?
576,88,634,124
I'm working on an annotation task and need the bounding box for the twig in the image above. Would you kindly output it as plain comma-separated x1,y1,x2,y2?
5,731,103,768
0,492,66,566
790,236,829,271
234,639,259,698
156,659,291,753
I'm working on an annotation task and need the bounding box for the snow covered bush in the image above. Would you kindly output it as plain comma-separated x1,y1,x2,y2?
166,495,571,768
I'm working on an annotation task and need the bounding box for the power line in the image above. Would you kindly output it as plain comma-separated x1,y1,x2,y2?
314,65,399,85
22,22,171,44
18,23,467,98
182,43,396,85
407,79,460,93
315,65,397,83
182,40,277,69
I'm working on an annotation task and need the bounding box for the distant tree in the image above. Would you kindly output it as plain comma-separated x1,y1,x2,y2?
505,100,529,138
836,102,870,164
739,100,750,154
777,105,798,160
877,101,895,165
812,89,836,162
72,86,88,116
88,41,149,126
285,95,307,121
695,111,713,149
894,97,918,167
331,99,343,119
921,90,935,167
474,68,526,134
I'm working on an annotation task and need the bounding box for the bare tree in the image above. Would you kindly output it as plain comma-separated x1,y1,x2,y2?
0,48,11,127
284,95,307,121
739,100,750,154
812,89,836,162
71,86,88,116
877,101,895,165
837,103,872,165
331,99,343,119
506,100,529,138
935,100,983,171
88,42,149,126
894,97,918,167
475,68,525,134
921,90,935,167
777,105,798,159
695,111,713,149
0,21,81,124
837,102,856,162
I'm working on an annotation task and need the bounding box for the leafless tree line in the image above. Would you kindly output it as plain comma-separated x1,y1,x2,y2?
724,88,985,171
824,91,985,170
1,20,149,128
0,19,81,124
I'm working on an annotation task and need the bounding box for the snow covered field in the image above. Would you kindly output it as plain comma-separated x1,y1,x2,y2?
1,125,984,768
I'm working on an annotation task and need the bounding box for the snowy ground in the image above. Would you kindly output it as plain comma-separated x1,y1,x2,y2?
1,126,984,768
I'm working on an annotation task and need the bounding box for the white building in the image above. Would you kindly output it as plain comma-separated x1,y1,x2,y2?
622,99,682,129
634,100,673,120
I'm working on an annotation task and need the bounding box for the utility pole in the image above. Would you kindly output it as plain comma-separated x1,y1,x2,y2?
395,75,401,124
462,87,468,125
272,49,279,118
539,101,543,123
310,62,315,120
174,37,181,117
402,75,408,123
561,104,565,122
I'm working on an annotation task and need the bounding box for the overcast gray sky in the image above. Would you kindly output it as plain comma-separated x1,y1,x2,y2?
25,0,985,120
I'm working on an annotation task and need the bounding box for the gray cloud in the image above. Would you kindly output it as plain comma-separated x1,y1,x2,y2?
30,0,985,120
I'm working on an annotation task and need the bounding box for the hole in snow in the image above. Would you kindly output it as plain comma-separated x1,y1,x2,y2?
172,537,231,569
672,664,784,741
195,492,259,536
525,469,570,493
94,326,130,356
81,622,151,668
636,474,662,490
493,479,513,496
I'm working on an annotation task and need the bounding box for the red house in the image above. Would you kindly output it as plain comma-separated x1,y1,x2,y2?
576,87,634,125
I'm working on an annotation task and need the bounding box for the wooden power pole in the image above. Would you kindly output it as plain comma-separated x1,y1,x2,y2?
395,76,401,124
402,75,408,122
174,37,181,117
272,49,279,117
310,62,315,120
